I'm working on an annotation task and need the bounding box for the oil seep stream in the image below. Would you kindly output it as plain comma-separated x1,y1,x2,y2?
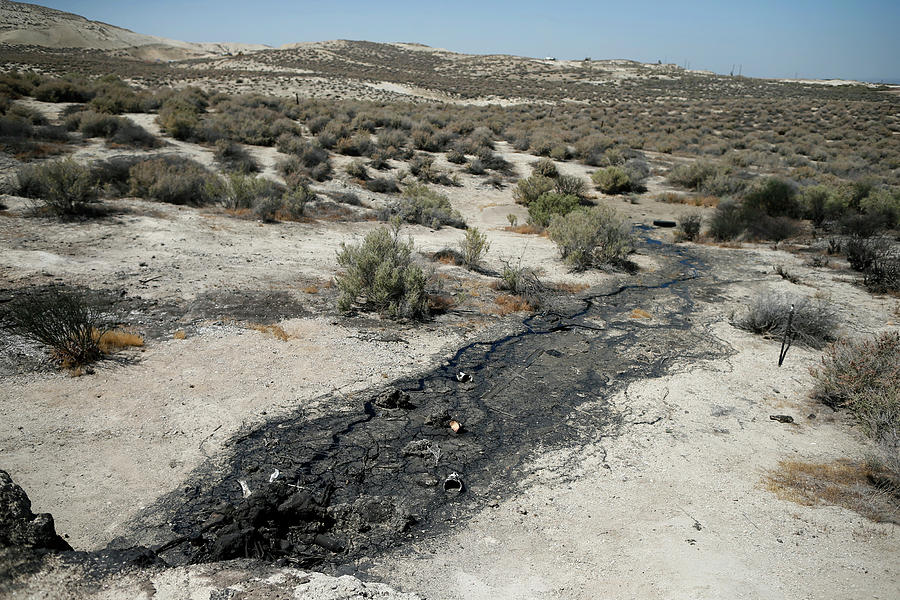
118,236,731,573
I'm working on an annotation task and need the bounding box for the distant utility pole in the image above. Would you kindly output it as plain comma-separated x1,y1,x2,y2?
730,64,735,77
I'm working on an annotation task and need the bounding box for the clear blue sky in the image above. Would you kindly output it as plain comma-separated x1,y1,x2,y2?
31,0,900,82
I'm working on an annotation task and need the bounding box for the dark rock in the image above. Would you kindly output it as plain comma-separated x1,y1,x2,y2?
0,470,71,553
769,414,794,424
424,410,451,428
653,219,677,228
313,533,345,553
373,388,413,409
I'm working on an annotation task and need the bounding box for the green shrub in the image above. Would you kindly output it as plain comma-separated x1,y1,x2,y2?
527,192,581,227
800,185,833,226
336,224,429,320
458,227,490,268
383,184,465,229
591,166,632,194
554,174,588,198
548,205,634,270
667,161,720,190
812,332,899,467
708,199,746,240
860,188,900,227
128,156,220,205
743,177,800,218
33,79,94,103
219,174,284,210
736,291,838,349
13,158,98,217
1,289,108,367
531,158,558,178
513,175,554,205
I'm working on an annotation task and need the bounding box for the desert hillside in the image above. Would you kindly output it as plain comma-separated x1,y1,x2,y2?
0,0,269,58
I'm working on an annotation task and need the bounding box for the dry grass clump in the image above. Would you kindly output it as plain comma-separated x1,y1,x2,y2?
247,323,290,341
735,291,838,349
766,459,898,523
656,192,719,207
95,328,144,353
494,294,533,315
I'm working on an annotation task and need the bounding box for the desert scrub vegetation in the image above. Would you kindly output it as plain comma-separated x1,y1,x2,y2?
811,332,900,478
735,291,838,349
381,184,465,229
675,213,703,241
276,137,333,182
12,158,99,217
513,174,554,205
1,289,108,368
336,224,429,320
128,156,220,206
65,110,160,148
591,166,632,194
527,192,581,228
548,205,635,271
214,139,260,174
458,227,490,269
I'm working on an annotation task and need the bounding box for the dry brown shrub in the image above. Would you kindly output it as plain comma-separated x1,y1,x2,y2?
302,285,319,294
656,192,719,207
173,329,186,340
766,459,899,523
630,308,652,319
494,294,533,315
427,294,456,313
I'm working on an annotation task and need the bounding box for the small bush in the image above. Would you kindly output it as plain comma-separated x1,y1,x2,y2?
676,213,702,241
708,199,746,240
1,289,108,367
465,158,485,175
13,158,98,217
527,192,581,227
667,161,719,190
548,205,635,270
498,256,543,308
366,177,399,194
591,166,632,194
458,227,490,269
345,159,370,181
554,174,588,198
447,149,467,164
336,224,429,320
513,175,554,205
382,184,465,229
128,156,220,205
812,332,899,475
736,291,838,349
743,177,801,219
531,158,559,178
219,174,284,210
214,139,259,174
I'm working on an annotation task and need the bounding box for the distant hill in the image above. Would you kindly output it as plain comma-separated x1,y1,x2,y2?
0,0,269,58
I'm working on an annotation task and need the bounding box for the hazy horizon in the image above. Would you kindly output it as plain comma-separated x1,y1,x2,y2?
21,0,900,84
